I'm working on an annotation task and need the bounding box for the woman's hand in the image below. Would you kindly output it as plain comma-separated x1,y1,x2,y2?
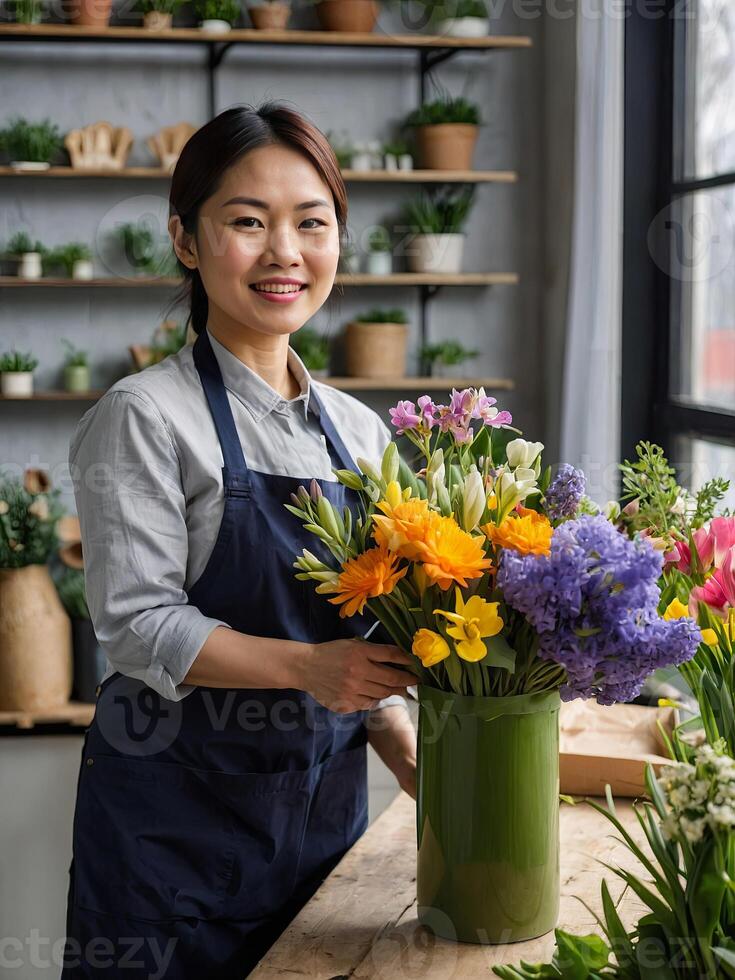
296,638,416,713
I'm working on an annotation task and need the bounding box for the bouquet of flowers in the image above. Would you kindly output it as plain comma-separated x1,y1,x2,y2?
286,390,702,706
609,441,735,759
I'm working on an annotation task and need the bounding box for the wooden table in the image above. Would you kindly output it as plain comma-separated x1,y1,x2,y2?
251,792,647,977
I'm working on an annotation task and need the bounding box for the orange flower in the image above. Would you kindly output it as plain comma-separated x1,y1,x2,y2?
372,494,439,560
317,545,408,618
411,515,493,590
482,507,552,556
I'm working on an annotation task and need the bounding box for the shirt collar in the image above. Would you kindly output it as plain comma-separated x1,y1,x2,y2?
206,327,312,423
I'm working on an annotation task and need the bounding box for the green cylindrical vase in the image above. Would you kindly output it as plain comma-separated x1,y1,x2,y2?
416,683,561,944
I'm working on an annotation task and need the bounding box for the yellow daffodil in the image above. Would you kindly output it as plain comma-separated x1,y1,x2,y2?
662,597,731,647
663,598,690,621
412,628,450,667
433,586,504,662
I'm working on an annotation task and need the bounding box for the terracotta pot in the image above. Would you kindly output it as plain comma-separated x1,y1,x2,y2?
249,2,290,28
143,9,172,28
0,564,73,711
316,0,378,32
67,0,113,26
344,321,407,378
415,123,478,171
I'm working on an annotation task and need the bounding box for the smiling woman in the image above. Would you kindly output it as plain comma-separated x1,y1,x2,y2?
61,103,417,980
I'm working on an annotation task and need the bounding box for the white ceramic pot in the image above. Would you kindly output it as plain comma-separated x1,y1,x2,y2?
384,153,399,171
1,372,34,397
342,252,361,274
19,252,42,279
398,153,414,171
408,233,464,274
351,151,373,172
10,161,51,172
72,258,94,280
366,251,393,275
435,16,489,36
200,18,232,30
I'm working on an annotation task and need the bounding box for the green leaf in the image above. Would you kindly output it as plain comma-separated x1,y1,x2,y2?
635,916,677,979
398,455,421,498
554,930,611,977
686,835,726,972
483,634,517,674
444,652,463,693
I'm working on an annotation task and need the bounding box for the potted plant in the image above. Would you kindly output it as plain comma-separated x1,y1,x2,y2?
338,240,361,274
65,0,114,29
193,0,240,30
403,185,475,273
403,93,481,170
289,326,331,378
8,0,44,23
61,339,91,392
305,0,379,33
55,565,106,703
344,307,408,378
420,338,479,377
0,117,64,172
365,225,393,275
49,242,94,279
5,231,46,279
349,139,382,172
136,0,185,29
0,469,72,712
382,139,412,171
117,221,168,277
247,0,290,28
431,0,489,36
326,130,354,170
129,320,188,371
0,350,39,397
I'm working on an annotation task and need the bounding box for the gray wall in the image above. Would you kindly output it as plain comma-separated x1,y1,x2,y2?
0,2,552,507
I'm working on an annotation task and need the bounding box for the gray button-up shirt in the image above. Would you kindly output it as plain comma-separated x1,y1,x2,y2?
69,327,405,709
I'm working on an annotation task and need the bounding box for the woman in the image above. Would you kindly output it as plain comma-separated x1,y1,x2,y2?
62,102,417,980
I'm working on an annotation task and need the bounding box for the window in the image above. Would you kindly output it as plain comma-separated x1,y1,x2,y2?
622,0,735,495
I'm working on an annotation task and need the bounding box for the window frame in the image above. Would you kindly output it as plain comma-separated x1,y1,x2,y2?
621,0,735,472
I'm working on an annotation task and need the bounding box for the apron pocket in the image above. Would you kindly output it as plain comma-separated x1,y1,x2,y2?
72,753,235,922
294,743,369,890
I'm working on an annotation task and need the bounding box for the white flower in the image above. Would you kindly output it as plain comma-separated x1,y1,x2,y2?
670,495,687,515
603,500,621,521
506,439,544,470
0,500,8,515
426,449,445,509
461,465,485,531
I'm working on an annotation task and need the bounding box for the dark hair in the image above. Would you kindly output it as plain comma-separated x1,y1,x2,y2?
167,102,349,336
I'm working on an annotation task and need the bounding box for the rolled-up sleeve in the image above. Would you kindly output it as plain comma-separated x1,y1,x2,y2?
69,388,231,702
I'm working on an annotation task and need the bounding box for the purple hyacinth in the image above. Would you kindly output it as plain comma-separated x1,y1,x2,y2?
496,514,701,705
545,463,586,522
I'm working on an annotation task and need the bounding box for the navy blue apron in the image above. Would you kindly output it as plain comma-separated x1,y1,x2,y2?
62,329,387,979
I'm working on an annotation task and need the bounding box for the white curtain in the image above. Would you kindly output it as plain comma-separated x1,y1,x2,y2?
560,0,626,505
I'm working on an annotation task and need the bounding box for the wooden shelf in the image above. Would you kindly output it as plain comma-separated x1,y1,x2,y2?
0,272,519,287
0,165,518,183
0,377,514,400
0,701,94,730
0,24,532,49
0,389,107,400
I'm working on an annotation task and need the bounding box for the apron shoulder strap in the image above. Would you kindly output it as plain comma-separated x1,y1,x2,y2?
192,330,251,496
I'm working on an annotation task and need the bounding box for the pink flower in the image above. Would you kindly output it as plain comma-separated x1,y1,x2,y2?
689,547,735,619
665,516,735,574
474,388,513,428
417,394,438,428
389,400,422,434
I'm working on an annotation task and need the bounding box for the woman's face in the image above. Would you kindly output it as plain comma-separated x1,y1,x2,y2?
172,143,341,340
